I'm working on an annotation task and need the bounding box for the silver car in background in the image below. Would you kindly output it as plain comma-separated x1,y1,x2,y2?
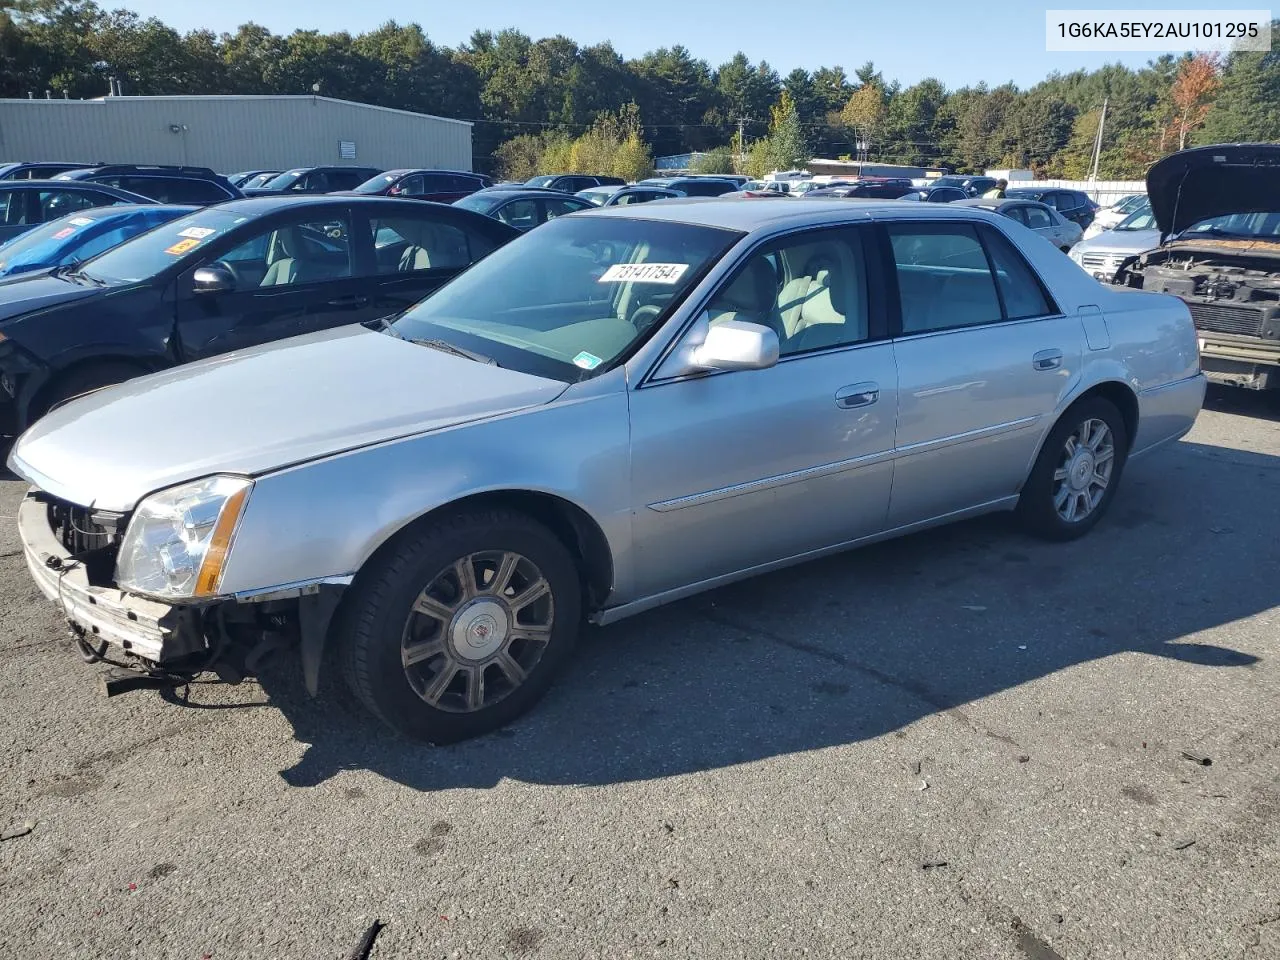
9,199,1205,743
954,197,1083,251
1068,207,1161,283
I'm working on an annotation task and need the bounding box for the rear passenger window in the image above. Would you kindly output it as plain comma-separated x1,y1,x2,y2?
888,224,1001,333
37,190,101,221
978,226,1055,320
147,180,228,204
1021,206,1052,229
495,199,538,230
367,216,491,275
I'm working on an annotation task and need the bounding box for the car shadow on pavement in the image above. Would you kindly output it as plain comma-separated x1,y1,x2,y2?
1203,383,1280,423
250,437,1273,791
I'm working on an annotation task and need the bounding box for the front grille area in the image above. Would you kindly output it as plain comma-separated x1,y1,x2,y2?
1081,253,1120,271
1187,302,1266,337
47,499,125,557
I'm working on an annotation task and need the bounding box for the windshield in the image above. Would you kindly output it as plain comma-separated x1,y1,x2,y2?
525,176,556,188
389,215,741,381
353,173,401,194
576,188,615,206
1114,209,1158,231
1114,194,1144,213
260,169,307,191
931,176,965,187
0,210,118,268
78,208,247,284
1178,212,1280,239
454,193,502,214
245,172,277,188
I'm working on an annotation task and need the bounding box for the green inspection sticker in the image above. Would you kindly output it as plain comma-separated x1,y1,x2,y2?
572,351,603,370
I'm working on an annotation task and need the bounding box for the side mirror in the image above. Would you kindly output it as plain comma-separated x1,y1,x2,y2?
690,320,779,372
192,263,235,294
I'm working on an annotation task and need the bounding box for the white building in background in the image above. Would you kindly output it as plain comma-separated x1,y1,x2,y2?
0,95,473,173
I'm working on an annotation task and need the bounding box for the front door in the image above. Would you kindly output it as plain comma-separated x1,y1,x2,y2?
884,221,1085,526
174,208,376,360
628,225,899,599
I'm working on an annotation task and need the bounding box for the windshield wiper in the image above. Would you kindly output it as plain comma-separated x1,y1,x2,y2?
50,264,105,286
363,314,404,338
410,337,497,366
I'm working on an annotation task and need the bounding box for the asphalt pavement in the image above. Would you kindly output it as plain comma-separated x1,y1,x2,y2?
1,386,1278,960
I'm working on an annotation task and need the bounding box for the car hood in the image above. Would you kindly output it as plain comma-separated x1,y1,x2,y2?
1073,228,1162,256
0,272,101,320
8,325,568,512
1147,143,1280,238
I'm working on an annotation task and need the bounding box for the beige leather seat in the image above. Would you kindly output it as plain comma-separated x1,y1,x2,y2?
778,251,867,351
261,227,313,286
398,221,468,272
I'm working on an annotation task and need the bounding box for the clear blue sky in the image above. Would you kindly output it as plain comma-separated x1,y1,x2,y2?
119,0,1226,88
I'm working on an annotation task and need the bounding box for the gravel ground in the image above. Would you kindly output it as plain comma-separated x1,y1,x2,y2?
1,385,1278,960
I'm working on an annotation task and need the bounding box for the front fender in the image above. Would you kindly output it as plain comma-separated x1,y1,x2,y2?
217,388,634,600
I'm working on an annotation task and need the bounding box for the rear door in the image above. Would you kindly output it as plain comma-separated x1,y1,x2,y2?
359,207,506,317
885,221,1084,525
173,207,375,359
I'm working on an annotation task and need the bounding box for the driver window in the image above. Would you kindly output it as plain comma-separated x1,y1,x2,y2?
705,229,870,357
212,214,353,290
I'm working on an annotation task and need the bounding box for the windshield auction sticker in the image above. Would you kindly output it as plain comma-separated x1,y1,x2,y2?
1046,10,1271,51
177,227,217,240
163,238,202,256
597,262,689,284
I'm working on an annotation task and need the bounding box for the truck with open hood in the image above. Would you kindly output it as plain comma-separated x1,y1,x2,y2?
1120,143,1280,390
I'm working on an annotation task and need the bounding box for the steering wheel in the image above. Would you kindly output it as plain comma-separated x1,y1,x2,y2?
630,304,664,333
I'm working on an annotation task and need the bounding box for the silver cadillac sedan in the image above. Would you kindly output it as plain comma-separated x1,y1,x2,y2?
9,198,1205,742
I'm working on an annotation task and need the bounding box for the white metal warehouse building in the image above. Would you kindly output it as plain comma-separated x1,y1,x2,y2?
0,95,473,173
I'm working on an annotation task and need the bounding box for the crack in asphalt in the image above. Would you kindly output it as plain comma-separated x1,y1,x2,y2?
698,608,1025,751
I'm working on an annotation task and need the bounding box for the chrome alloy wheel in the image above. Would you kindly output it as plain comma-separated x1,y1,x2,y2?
1052,418,1115,523
401,551,554,712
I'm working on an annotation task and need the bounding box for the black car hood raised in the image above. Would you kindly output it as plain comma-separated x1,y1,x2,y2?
1148,143,1280,239
0,273,102,324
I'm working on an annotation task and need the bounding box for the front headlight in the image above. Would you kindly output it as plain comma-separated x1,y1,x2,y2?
1068,246,1083,263
116,475,253,600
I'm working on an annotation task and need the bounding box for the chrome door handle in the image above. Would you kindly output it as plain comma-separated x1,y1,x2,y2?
1032,349,1063,371
835,382,879,409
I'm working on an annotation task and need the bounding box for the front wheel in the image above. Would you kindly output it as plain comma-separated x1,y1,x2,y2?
338,509,582,742
1017,397,1128,541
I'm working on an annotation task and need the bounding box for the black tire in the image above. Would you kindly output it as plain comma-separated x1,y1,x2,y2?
338,508,582,743
33,361,147,424
1017,396,1128,541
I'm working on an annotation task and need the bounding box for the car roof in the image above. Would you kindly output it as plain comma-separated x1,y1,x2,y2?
190,195,493,216
1,178,153,200
475,188,589,201
586,196,1006,230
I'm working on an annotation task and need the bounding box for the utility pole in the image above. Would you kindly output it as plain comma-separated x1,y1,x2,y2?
735,117,749,173
1088,97,1108,182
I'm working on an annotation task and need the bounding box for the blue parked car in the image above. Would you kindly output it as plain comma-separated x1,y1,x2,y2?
0,204,195,278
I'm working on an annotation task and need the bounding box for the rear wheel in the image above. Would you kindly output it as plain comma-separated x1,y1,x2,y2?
338,509,581,742
1017,397,1128,541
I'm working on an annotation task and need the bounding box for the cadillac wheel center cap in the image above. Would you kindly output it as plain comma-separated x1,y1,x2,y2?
450,600,509,661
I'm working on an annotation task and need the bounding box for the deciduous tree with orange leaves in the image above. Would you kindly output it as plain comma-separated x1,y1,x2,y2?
1165,53,1220,151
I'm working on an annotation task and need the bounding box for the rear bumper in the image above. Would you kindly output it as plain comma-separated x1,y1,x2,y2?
17,492,203,663
1197,335,1280,389
1132,373,1206,457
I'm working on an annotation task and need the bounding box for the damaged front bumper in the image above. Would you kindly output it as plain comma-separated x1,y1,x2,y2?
17,491,348,690
18,493,205,665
